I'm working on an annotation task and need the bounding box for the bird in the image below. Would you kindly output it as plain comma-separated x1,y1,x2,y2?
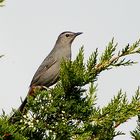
9,31,82,122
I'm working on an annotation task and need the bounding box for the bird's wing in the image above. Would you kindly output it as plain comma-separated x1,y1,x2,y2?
30,54,57,86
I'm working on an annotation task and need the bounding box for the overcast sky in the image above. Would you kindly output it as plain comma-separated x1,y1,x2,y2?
0,0,140,139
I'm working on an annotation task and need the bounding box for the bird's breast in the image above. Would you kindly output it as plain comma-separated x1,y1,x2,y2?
57,46,71,61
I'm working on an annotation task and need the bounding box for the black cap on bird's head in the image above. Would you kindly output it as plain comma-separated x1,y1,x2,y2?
57,31,83,44
59,31,83,37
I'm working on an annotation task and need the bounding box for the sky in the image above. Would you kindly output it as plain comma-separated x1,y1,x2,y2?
0,0,140,139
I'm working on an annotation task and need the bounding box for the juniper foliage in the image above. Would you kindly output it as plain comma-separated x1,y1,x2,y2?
0,0,4,7
131,115,140,140
1,39,140,140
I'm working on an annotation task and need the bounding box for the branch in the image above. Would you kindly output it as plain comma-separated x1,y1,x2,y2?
96,39,140,72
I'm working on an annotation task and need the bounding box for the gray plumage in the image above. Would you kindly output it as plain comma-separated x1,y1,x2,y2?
30,31,82,87
9,31,82,123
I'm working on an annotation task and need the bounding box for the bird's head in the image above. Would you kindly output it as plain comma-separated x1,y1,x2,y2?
56,31,83,46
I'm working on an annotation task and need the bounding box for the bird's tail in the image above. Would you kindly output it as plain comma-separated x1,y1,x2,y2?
8,88,33,123
9,86,43,123
18,96,28,112
17,87,34,113
8,96,27,123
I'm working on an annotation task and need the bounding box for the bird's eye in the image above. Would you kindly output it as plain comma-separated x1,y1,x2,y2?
65,34,70,37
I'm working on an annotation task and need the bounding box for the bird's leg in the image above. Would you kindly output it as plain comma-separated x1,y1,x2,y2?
42,86,50,90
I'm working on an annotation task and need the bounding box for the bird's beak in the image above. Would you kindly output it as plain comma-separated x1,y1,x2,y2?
75,32,83,36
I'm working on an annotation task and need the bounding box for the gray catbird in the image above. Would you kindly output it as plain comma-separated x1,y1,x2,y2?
10,31,82,121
